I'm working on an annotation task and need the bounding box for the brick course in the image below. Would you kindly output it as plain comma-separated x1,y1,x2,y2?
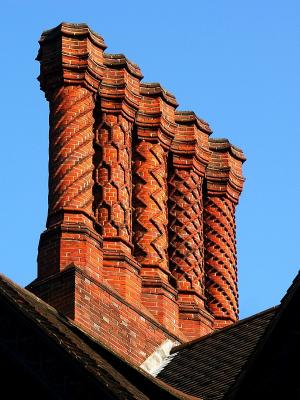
30,23,246,365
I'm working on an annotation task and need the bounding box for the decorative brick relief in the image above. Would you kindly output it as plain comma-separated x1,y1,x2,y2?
168,168,205,294
133,139,169,272
48,86,95,214
93,114,132,243
204,196,238,323
204,139,246,329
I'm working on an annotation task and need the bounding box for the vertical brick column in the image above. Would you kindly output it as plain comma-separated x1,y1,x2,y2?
36,23,106,283
204,139,246,329
93,55,143,302
133,83,179,331
168,112,214,339
48,85,94,215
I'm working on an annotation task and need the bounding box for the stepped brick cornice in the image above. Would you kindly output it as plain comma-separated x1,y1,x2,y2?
37,23,106,98
172,111,212,175
136,83,178,147
205,138,246,204
101,53,143,119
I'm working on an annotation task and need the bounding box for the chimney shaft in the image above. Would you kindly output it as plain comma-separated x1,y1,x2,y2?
168,112,213,338
204,139,246,329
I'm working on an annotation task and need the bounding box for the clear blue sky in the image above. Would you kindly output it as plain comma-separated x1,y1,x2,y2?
1,0,299,318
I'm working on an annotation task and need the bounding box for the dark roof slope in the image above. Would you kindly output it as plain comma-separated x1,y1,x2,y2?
0,273,198,400
158,307,277,400
226,270,300,399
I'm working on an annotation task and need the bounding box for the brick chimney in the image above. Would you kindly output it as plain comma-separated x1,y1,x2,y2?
204,139,246,329
168,112,214,338
94,53,143,303
28,23,246,366
36,23,105,297
134,83,178,331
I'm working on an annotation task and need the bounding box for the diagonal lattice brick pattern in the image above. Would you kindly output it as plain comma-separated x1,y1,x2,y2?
168,169,205,295
204,196,238,324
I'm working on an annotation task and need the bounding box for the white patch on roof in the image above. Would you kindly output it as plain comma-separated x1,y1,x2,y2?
140,339,179,376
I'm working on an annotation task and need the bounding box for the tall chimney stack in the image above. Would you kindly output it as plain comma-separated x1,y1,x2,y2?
28,23,246,367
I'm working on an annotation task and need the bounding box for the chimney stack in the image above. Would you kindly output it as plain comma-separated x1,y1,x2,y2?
28,23,246,366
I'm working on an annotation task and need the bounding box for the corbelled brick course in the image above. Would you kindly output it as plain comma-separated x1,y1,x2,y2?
29,22,245,365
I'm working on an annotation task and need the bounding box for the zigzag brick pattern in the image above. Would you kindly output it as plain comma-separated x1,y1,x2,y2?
48,86,95,214
93,114,132,243
133,140,169,272
204,196,238,324
168,169,205,294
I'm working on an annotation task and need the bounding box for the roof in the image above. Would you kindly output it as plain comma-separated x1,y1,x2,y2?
0,273,198,400
2,269,300,399
157,306,278,400
225,270,300,399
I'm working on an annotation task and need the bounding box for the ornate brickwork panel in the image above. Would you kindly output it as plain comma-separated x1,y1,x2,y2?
133,139,169,272
168,169,205,295
48,86,95,215
93,114,132,244
204,196,238,323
